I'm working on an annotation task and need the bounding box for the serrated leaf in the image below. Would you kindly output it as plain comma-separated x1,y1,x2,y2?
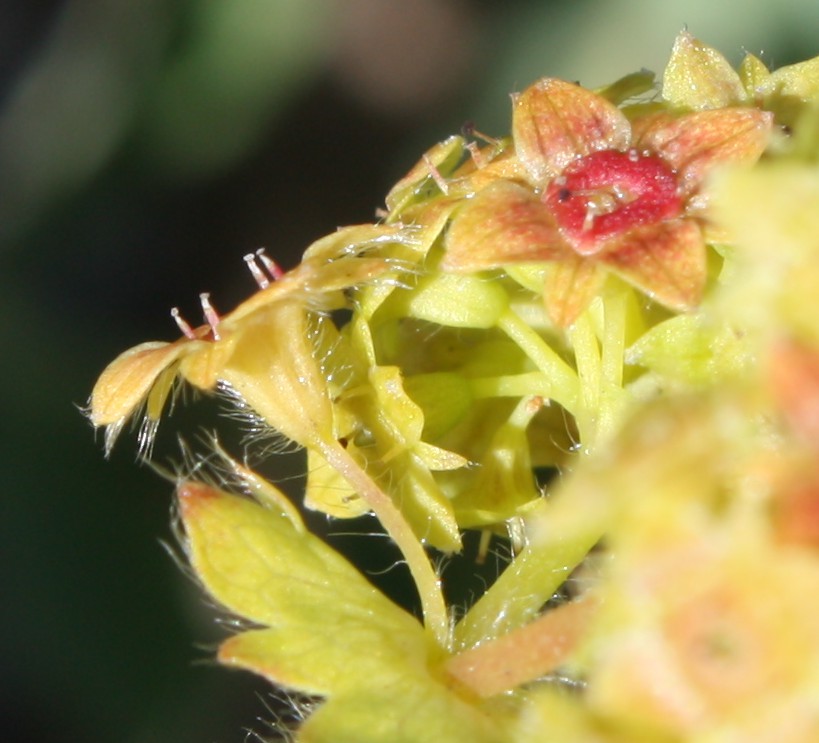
297,676,504,743
180,481,511,742
179,482,427,690
180,482,403,626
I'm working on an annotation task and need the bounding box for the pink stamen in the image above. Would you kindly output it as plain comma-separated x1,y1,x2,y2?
255,249,284,281
171,307,197,340
243,249,284,289
422,154,449,195
199,293,221,341
466,141,488,170
244,253,270,289
462,121,499,147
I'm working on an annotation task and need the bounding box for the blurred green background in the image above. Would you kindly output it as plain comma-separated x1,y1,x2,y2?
3,1,817,741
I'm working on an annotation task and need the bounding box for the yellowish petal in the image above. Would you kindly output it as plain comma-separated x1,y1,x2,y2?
89,338,201,427
595,69,656,105
228,253,397,324
384,135,465,216
512,77,631,185
398,271,510,330
738,53,771,100
220,302,335,450
305,445,370,518
761,54,819,101
662,30,746,109
450,145,528,194
177,334,239,389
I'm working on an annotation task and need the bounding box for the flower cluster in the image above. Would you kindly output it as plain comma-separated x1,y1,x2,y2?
90,32,819,743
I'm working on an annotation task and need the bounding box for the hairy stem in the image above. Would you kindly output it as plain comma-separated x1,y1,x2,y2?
445,595,597,697
320,440,450,648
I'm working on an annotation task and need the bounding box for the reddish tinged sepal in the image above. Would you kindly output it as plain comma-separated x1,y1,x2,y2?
599,218,706,312
636,108,773,199
543,258,607,328
513,77,631,185
442,180,568,271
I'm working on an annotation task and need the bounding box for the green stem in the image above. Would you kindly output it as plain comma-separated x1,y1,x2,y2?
320,441,450,648
600,289,626,390
568,290,629,448
468,371,554,399
496,308,579,413
454,493,604,649
567,311,602,446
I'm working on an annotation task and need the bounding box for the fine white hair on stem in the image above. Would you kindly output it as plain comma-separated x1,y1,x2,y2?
216,381,301,456
247,689,320,743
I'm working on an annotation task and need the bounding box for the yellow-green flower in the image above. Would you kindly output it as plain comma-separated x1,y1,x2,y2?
89,225,410,453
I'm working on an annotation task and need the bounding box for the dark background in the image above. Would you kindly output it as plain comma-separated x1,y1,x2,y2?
2,2,817,741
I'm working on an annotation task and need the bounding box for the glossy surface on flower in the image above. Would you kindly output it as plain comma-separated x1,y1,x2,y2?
543,149,682,255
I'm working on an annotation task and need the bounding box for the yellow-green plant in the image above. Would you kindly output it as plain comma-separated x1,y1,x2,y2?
90,32,819,742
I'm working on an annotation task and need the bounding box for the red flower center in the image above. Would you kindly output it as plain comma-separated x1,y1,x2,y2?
543,149,683,255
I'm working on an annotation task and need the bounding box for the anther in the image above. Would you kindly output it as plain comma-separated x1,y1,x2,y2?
462,121,500,147
422,154,450,195
199,292,221,341
171,307,197,340
255,249,284,281
244,253,270,289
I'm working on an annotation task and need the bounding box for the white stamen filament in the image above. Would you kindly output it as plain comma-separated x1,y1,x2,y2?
255,249,284,281
422,154,449,195
243,253,270,289
171,307,197,340
199,292,221,340
466,141,488,170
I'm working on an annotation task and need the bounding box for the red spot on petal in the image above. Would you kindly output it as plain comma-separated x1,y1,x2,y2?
544,150,683,255
177,481,219,516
